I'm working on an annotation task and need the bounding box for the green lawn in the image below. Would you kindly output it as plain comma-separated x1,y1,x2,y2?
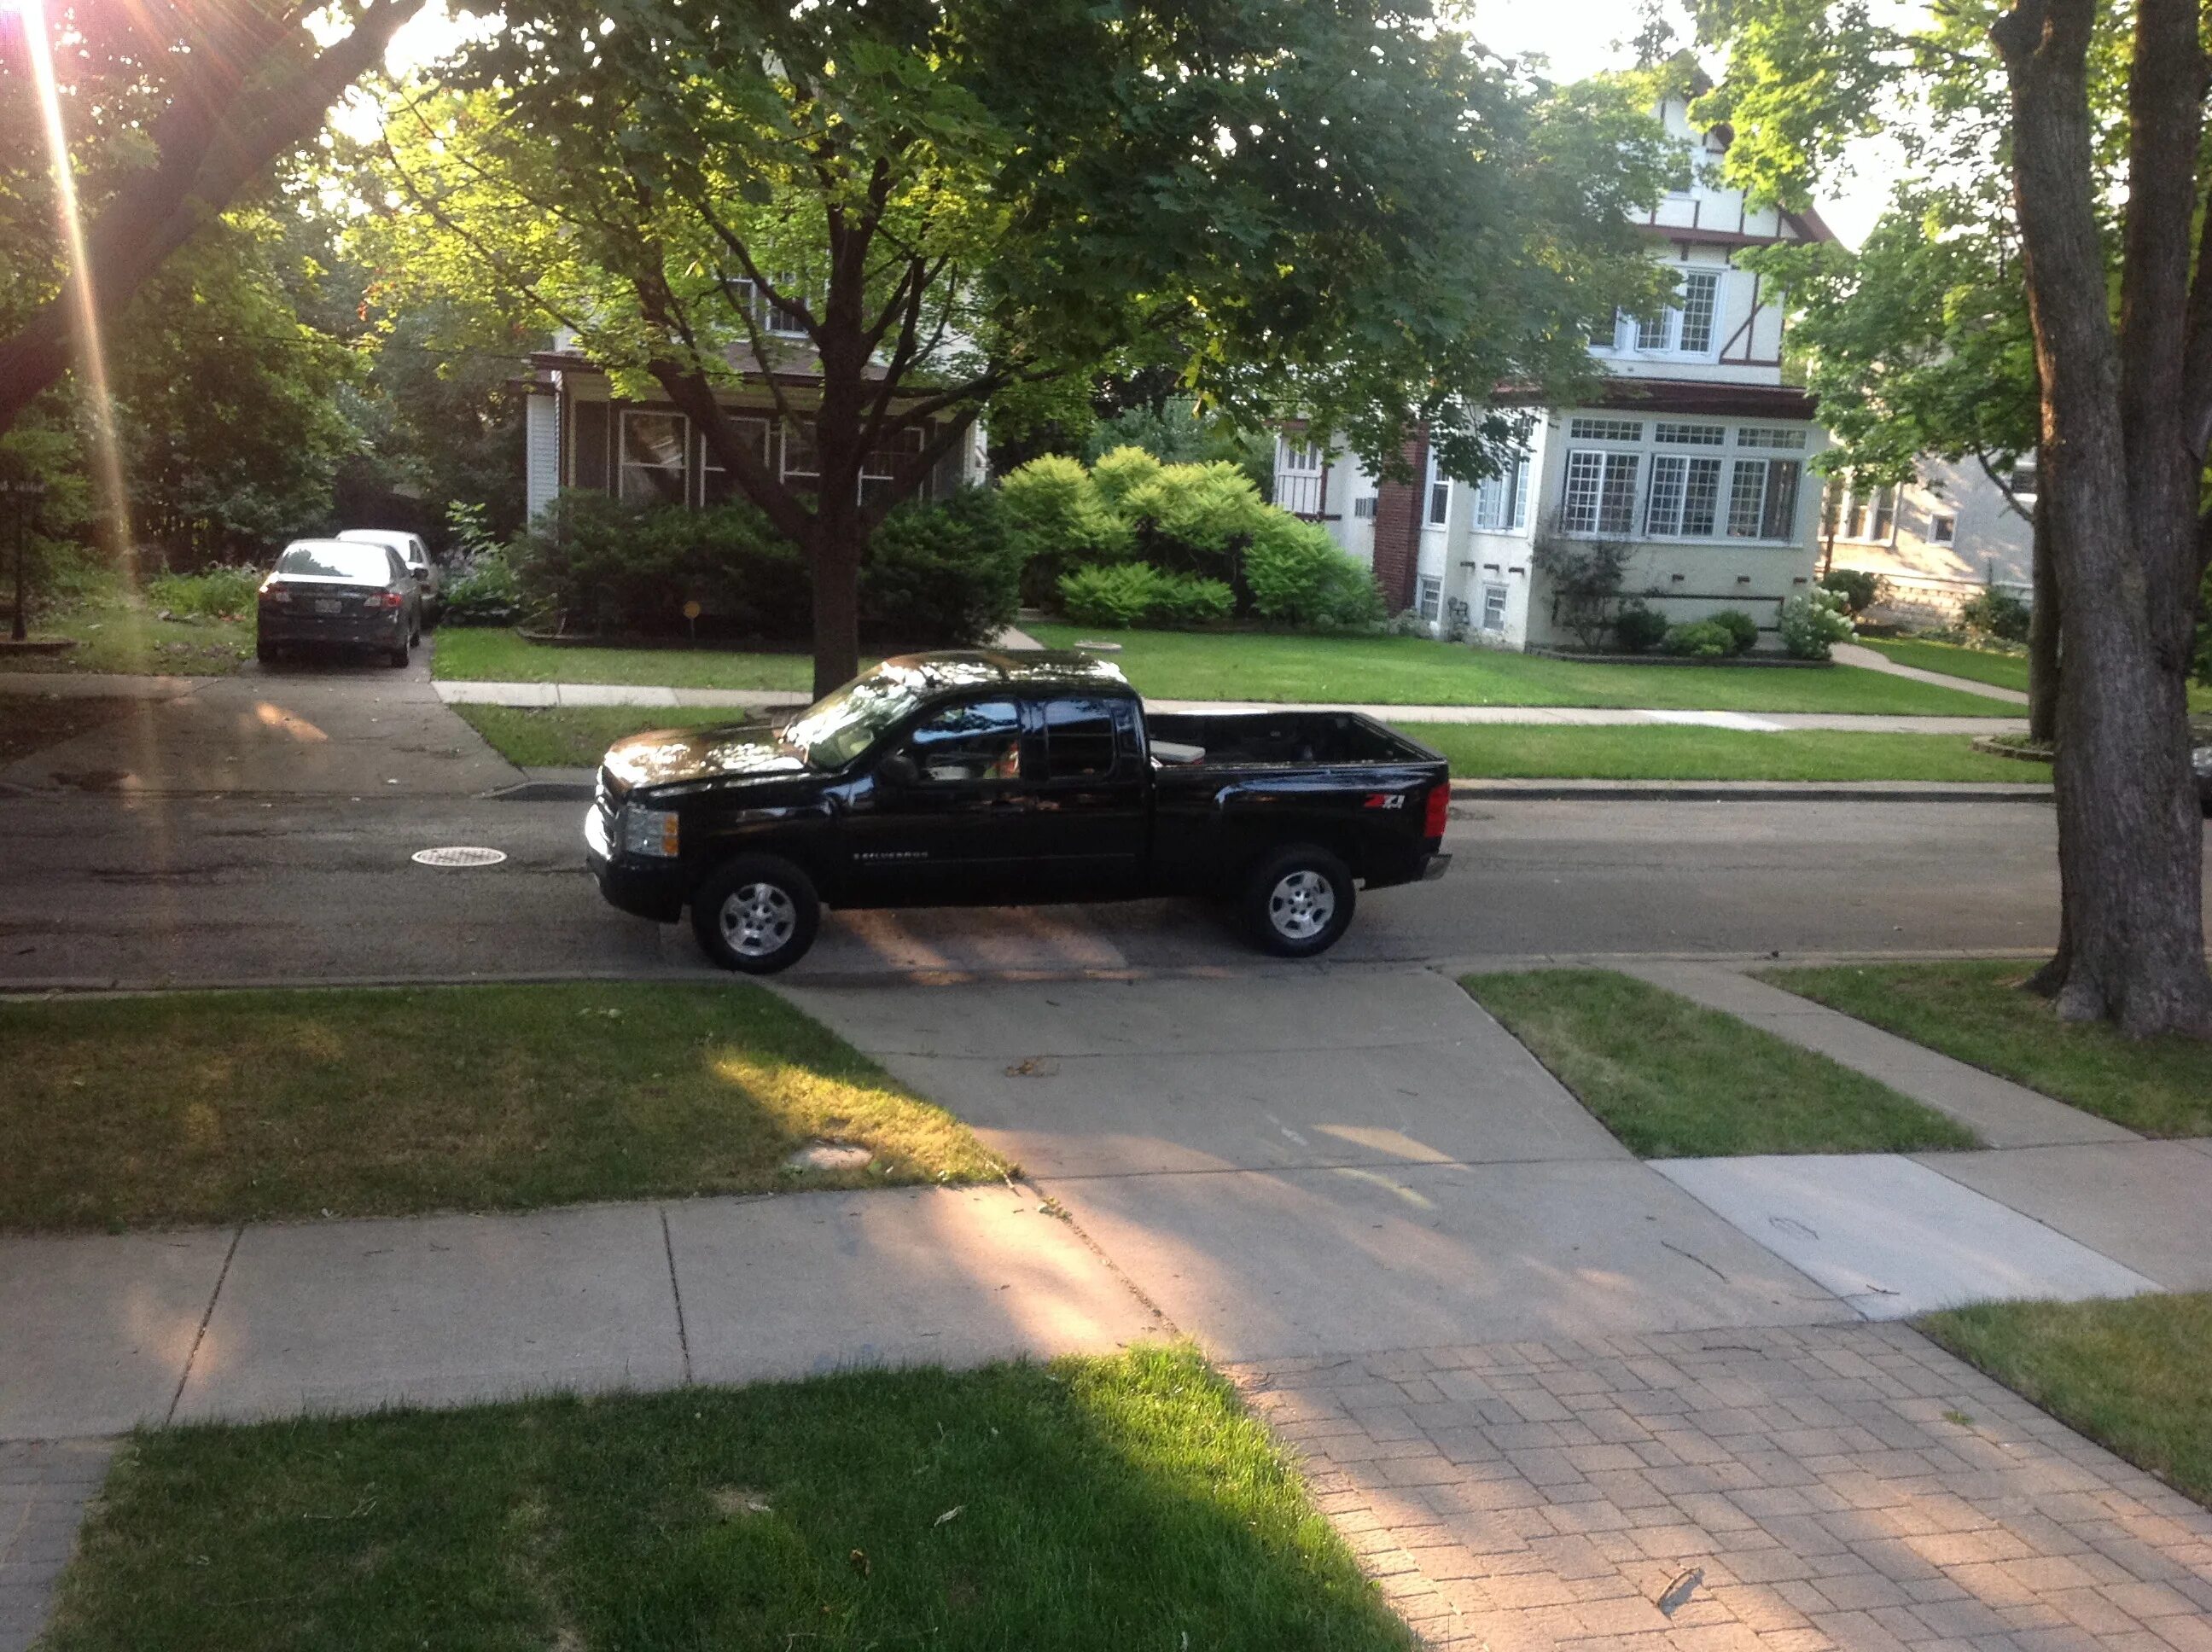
1918,1294,2212,1508
1860,635,2212,711
5,596,253,676
1029,623,2011,713
1461,969,1978,1158
0,983,1006,1231
1760,961,2212,1137
1857,636,2030,694
0,692,142,764
1405,724,2049,783
455,703,742,768
434,625,815,689
41,1346,1410,1652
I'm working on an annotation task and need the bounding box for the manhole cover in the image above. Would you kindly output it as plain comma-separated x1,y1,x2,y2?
411,846,508,868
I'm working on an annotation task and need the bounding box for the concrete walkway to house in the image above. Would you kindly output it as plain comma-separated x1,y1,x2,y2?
1836,641,2033,706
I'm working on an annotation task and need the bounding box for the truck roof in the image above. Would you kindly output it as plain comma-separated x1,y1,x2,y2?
879,649,1133,695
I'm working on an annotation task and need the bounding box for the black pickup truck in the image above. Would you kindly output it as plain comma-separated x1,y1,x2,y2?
585,650,1451,972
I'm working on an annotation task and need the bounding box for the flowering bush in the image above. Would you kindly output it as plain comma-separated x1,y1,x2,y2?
1778,588,1854,660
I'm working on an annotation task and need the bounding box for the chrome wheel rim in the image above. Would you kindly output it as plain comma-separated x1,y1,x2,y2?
1267,870,1336,940
719,882,797,957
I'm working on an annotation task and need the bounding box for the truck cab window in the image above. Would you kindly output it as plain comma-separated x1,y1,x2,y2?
1041,697,1119,779
902,700,1022,782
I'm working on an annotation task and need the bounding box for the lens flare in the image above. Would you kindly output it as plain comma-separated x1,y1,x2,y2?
16,0,135,574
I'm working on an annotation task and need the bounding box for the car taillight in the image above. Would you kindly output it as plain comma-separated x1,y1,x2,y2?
1423,781,1450,838
381,591,405,608
261,585,289,603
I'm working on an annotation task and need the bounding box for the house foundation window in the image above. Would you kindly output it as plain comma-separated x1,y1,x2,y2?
1481,583,1509,632
619,411,690,505
1417,575,1442,621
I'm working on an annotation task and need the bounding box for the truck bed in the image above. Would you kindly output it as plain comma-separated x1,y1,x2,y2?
1144,708,1441,771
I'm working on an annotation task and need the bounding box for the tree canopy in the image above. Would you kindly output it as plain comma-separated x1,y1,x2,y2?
364,0,1673,689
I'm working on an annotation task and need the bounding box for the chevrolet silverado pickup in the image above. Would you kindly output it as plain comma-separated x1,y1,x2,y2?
585,650,1452,972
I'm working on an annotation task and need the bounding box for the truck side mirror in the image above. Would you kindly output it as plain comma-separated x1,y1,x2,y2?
876,751,919,788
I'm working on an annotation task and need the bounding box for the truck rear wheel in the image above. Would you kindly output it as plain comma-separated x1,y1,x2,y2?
1240,844,1355,957
691,853,821,974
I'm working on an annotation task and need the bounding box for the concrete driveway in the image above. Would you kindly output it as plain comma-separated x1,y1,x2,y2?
0,648,517,799
783,965,1842,1359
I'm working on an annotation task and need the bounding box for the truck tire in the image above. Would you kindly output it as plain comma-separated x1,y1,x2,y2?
691,853,821,974
1240,843,1356,957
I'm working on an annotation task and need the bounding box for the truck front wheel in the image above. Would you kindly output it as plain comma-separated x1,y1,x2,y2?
1240,844,1356,957
690,854,821,974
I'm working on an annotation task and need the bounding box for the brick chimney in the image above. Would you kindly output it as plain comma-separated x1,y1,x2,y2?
1368,432,1427,614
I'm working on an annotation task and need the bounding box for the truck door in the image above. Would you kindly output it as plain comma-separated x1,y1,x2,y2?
1024,695,1148,899
843,696,1035,904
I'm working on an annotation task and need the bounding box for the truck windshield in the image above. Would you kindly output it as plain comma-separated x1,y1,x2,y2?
782,665,927,768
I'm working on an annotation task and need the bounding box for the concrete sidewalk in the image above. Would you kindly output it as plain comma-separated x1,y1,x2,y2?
430,674,2027,736
1836,641,2031,705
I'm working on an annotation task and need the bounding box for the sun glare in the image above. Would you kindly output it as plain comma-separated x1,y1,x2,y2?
15,0,136,577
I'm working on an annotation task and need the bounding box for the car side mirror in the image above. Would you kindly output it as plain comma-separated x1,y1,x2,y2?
876,752,919,788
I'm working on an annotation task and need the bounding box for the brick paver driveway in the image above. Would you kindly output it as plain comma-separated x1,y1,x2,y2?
1235,1323,2212,1652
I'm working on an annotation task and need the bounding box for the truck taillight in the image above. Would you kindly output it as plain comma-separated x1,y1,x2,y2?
1423,781,1450,838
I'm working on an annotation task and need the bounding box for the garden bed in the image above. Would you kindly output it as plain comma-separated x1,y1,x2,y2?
1523,646,1830,669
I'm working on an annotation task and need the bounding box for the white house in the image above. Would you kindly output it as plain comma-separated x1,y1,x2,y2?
1825,458,2034,625
1275,92,1834,651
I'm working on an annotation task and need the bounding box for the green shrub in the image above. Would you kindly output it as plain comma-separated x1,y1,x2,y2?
1708,608,1761,655
1119,461,1273,579
440,549,523,626
1820,567,1887,615
1244,515,1384,629
1662,619,1737,660
1088,445,1167,509
1614,604,1670,654
1058,562,1162,628
858,487,1020,646
147,565,262,619
515,492,810,638
1145,570,1236,625
2195,562,2211,687
1779,587,1854,660
999,454,1134,604
1959,585,2033,643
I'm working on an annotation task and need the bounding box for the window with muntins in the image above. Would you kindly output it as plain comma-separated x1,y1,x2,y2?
1471,453,1532,531
619,411,689,505
1563,418,1808,543
1562,449,1642,536
1613,270,1723,356
1425,450,1451,526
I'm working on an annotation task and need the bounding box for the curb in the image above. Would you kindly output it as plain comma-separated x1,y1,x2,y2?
1448,778,2053,804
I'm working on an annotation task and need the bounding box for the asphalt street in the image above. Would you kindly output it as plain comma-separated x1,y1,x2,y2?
2,654,2200,988
0,785,2142,988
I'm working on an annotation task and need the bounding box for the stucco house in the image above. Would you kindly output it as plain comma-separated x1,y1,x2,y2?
1823,459,2034,625
521,317,988,524
1274,93,1834,651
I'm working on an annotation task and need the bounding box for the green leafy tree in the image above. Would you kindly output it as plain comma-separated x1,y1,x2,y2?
364,0,1668,695
1695,0,2212,1037
0,0,427,439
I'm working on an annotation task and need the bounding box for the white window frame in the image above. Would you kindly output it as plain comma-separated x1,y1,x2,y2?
1563,416,1810,545
698,416,774,507
1423,449,1452,527
618,410,690,506
1835,482,1899,544
1276,437,1325,517
1471,452,1533,532
1610,268,1725,358
1929,511,1957,545
1480,582,1509,632
735,276,811,340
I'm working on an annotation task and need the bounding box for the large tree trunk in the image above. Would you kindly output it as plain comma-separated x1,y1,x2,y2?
806,495,864,699
1996,0,2212,1038
2026,477,2059,744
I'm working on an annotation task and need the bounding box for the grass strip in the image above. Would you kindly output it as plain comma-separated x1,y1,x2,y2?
1759,961,2212,1137
1402,724,2046,783
8,599,252,676
1027,623,2012,715
434,626,815,689
0,982,1007,1231
1918,1294,2212,1508
1462,968,1979,1158
453,703,742,767
1857,637,2030,694
39,1346,1411,1652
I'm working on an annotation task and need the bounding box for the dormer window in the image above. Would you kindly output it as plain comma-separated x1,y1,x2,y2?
734,276,810,340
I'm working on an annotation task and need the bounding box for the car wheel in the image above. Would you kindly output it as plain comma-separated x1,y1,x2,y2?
387,633,410,667
1240,843,1356,957
690,854,822,974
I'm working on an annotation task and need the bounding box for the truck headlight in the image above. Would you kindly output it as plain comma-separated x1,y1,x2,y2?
619,806,680,858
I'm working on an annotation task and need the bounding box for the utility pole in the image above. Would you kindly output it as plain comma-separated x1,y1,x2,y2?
3,480,48,643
